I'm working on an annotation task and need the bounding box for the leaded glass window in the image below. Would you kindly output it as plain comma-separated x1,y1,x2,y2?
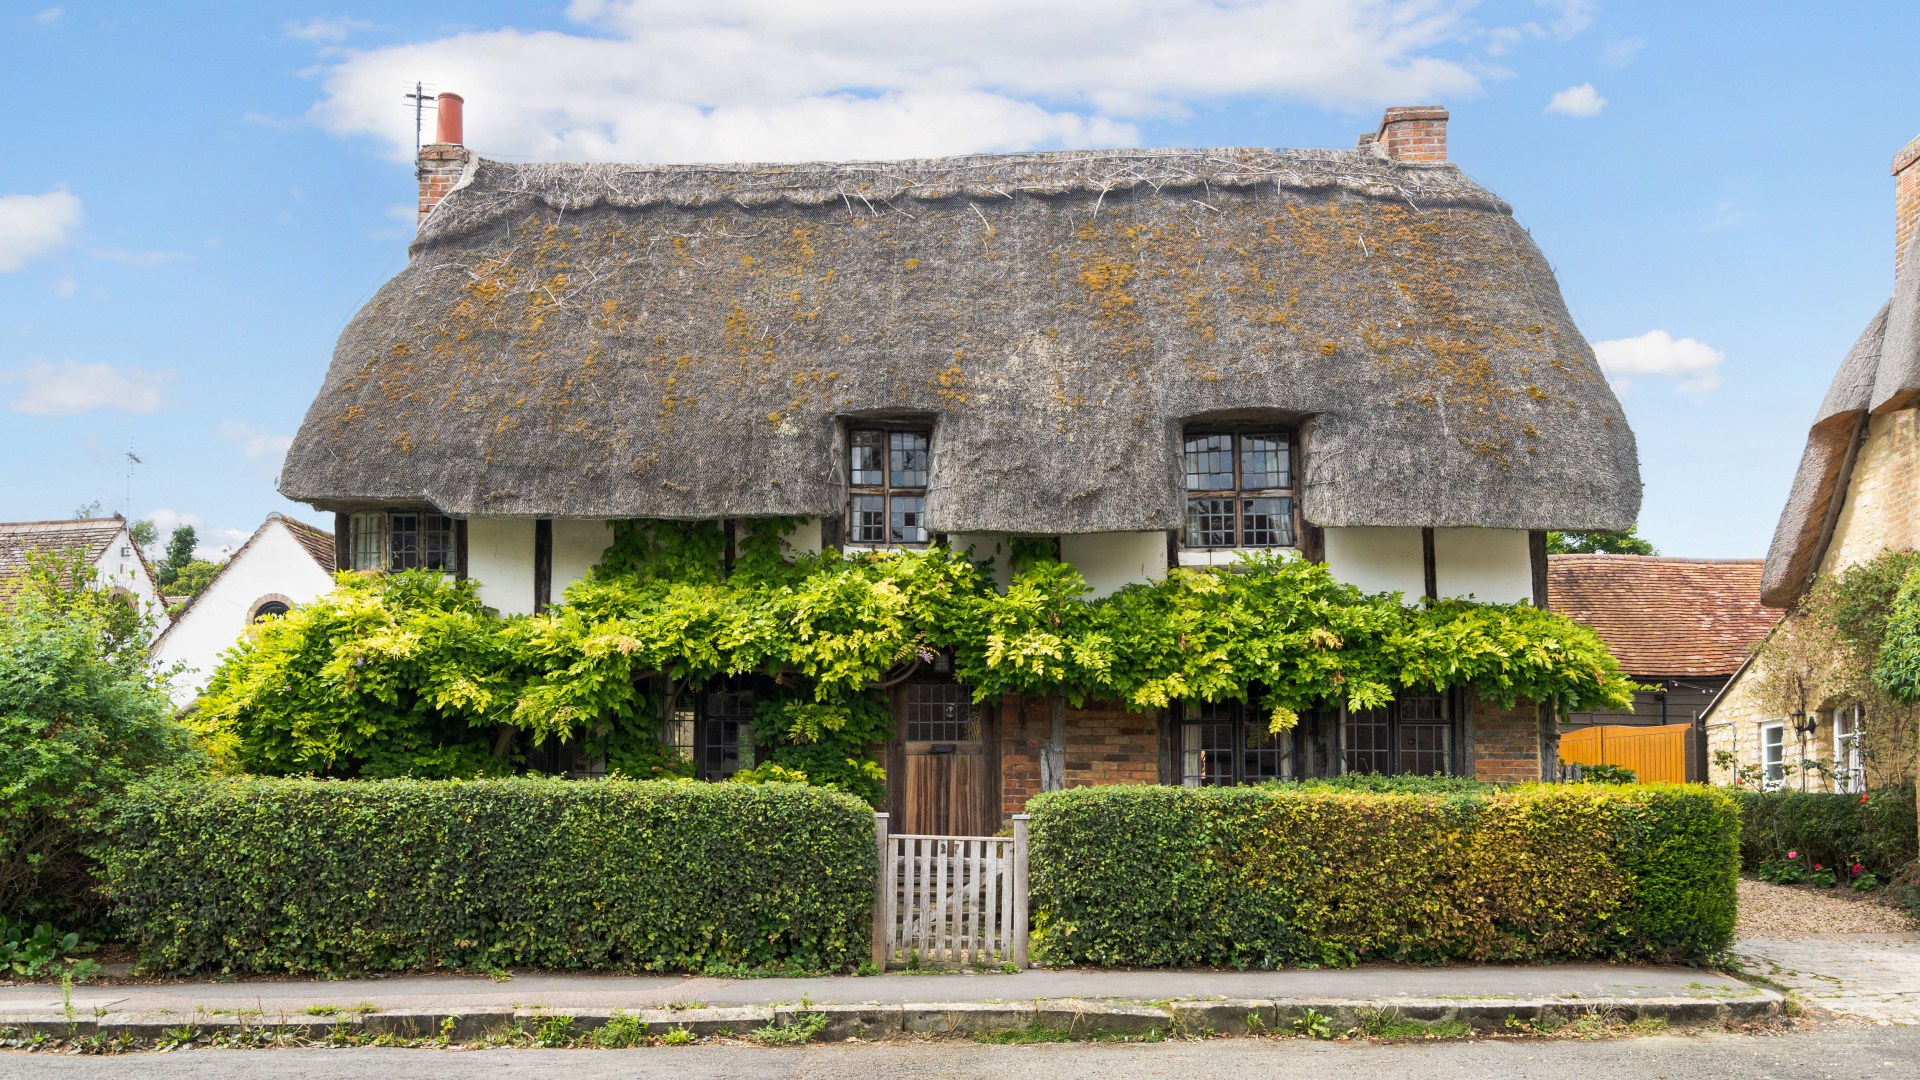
1179,700,1294,786
1181,430,1296,549
847,426,931,546
1342,690,1455,776
346,510,459,574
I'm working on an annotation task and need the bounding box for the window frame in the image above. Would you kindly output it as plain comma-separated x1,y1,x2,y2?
345,509,461,575
1760,722,1786,791
666,677,769,782
1174,698,1296,787
845,424,933,549
1179,427,1299,552
1833,705,1865,794
1340,689,1458,777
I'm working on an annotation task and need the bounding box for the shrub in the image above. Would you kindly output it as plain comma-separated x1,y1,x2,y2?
94,777,875,976
0,555,203,925
1026,783,1736,969
1730,785,1917,878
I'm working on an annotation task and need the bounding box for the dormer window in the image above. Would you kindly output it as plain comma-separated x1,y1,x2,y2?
1182,430,1296,549
347,510,459,573
847,427,930,546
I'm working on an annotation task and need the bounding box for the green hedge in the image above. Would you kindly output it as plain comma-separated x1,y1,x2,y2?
1027,783,1737,968
95,778,875,975
1731,785,1917,876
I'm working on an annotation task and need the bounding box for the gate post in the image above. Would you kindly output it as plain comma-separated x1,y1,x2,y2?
871,812,890,972
1011,813,1031,969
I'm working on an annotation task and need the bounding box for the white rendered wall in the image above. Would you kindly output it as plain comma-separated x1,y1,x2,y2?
467,518,536,615
948,533,1015,590
551,519,614,599
91,525,170,634
775,518,822,558
1322,526,1426,600
151,521,335,707
1059,531,1167,598
1432,528,1532,603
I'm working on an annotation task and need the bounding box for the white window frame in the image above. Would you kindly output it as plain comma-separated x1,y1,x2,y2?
1760,723,1786,791
1833,705,1865,794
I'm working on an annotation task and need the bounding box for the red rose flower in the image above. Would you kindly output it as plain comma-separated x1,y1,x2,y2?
1853,864,1865,875
1787,850,1799,859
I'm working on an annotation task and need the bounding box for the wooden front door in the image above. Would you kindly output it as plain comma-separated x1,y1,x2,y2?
890,682,998,836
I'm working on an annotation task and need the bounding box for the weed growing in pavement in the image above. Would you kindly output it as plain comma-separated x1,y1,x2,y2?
973,1024,1076,1044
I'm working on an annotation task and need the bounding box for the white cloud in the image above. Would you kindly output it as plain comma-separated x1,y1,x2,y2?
1601,37,1645,66
0,189,82,272
302,1,1590,164
219,420,295,477
286,16,372,42
91,247,186,267
3,360,175,415
32,7,62,25
50,276,77,298
1546,83,1606,117
144,508,251,560
1592,330,1723,394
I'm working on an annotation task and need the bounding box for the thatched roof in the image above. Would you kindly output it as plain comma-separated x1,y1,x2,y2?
280,144,1639,534
1762,232,1920,605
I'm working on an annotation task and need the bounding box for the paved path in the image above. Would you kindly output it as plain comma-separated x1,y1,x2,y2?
0,963,1759,1020
1737,934,1920,1025
1,1026,1913,1079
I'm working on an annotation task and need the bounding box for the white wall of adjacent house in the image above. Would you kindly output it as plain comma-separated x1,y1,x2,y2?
90,524,171,634
150,520,335,708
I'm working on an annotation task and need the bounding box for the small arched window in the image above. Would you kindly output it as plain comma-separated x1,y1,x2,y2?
250,599,291,623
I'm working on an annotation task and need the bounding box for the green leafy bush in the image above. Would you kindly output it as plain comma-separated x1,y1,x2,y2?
1,552,203,924
1026,783,1737,968
94,777,876,976
1730,785,1917,878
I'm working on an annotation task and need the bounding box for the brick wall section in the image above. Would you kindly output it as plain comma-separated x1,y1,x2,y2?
1896,132,1920,281
417,143,470,227
1471,695,1542,783
998,696,1162,817
1376,106,1449,163
1819,408,1920,576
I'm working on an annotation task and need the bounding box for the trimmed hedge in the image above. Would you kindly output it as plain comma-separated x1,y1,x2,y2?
1731,784,1918,876
95,778,875,975
1027,783,1738,968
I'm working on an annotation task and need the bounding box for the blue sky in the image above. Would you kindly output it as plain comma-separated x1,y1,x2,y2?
1,1,1915,558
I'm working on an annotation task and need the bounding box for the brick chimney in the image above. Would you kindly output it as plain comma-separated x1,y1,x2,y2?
1373,106,1449,164
1895,131,1920,282
417,92,469,229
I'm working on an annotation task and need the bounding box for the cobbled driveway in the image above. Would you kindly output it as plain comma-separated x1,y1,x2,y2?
1737,935,1920,1024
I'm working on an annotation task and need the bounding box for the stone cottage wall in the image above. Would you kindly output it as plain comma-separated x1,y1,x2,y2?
1818,407,1920,577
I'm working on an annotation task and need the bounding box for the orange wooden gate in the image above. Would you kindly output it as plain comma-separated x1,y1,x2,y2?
1558,723,1691,783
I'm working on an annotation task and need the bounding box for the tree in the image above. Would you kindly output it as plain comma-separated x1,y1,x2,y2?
70,501,103,519
167,560,222,600
156,526,197,589
1546,526,1657,556
0,554,203,923
128,519,158,548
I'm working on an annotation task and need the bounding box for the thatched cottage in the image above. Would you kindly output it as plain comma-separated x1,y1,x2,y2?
1705,124,1920,793
281,98,1640,830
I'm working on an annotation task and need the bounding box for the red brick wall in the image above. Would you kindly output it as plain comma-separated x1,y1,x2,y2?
417,144,469,227
997,696,1162,817
1896,133,1920,282
1376,106,1449,163
1471,696,1543,783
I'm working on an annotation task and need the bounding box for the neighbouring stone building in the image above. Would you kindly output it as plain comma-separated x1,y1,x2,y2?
278,95,1641,830
1706,125,1920,792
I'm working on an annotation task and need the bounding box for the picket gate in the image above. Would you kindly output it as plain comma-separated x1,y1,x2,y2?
871,813,1028,970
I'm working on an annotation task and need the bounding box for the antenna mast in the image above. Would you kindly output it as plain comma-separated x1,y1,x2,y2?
404,81,438,152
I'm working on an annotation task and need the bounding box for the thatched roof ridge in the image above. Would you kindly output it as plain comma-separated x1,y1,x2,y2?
282,143,1639,533
1762,232,1920,607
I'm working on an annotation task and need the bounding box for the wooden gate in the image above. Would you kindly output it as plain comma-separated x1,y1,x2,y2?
1558,723,1691,783
871,813,1029,970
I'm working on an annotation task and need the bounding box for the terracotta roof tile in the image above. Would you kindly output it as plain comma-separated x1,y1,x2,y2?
1547,555,1781,677
273,513,336,571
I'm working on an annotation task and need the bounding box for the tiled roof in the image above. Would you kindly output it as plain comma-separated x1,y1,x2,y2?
0,516,132,607
1547,555,1782,677
275,513,336,570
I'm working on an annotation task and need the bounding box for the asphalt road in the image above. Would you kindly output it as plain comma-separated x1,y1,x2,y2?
0,1026,1909,1079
